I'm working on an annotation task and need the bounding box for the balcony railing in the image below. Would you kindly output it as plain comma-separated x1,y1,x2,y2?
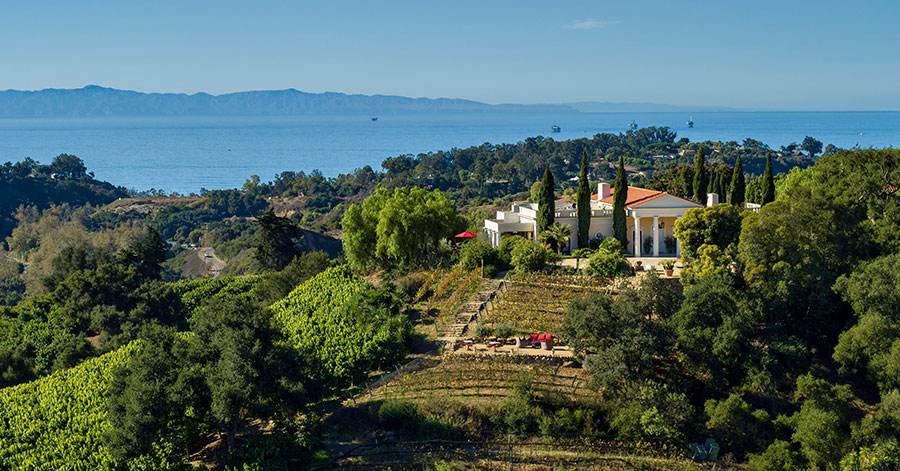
554,209,612,218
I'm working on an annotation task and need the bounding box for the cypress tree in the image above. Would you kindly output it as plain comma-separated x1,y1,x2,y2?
681,164,694,199
717,172,727,199
576,150,591,249
538,166,555,233
612,156,628,247
729,155,745,206
761,152,775,205
693,147,708,204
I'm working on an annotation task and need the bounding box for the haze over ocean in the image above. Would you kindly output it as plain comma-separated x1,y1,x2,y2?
1,111,897,194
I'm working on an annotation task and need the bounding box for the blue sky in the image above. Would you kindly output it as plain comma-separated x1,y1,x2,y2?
2,1,898,110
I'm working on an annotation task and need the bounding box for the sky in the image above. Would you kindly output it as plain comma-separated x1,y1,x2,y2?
1,1,899,110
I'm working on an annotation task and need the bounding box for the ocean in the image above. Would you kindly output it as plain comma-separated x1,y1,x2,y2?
0,111,897,194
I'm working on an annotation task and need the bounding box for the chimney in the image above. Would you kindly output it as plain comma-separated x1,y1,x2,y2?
598,182,612,200
707,193,719,207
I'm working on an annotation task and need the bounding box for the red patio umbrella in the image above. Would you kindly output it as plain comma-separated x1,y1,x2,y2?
454,231,479,238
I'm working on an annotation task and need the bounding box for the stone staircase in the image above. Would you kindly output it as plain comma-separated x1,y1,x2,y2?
447,279,507,338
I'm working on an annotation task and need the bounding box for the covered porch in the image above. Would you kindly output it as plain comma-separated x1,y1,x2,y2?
625,212,682,257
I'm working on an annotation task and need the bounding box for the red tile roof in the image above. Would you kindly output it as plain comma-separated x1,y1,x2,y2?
591,186,667,207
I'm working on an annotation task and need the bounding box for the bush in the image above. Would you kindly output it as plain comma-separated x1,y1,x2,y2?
498,235,528,266
474,323,494,340
495,393,539,435
840,441,900,471
748,440,807,471
378,400,421,431
607,381,693,440
492,372,541,435
539,408,598,437
510,240,554,273
394,272,428,301
417,398,490,435
493,322,516,338
586,248,630,277
705,394,772,458
459,237,498,270
586,249,630,277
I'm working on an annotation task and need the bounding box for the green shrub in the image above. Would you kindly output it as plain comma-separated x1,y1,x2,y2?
840,441,900,471
586,248,630,277
417,398,490,435
492,372,540,435
704,394,772,458
392,272,428,302
498,235,528,265
459,237,498,270
493,322,516,338
748,440,807,471
495,393,539,435
607,381,693,440
433,460,466,471
474,323,494,340
539,408,598,437
510,240,553,273
378,400,421,431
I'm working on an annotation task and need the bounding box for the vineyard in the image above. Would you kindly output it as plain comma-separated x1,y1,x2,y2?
171,275,259,323
328,355,702,470
366,355,597,407
415,266,483,332
327,437,698,471
271,266,407,385
480,273,611,334
0,342,139,471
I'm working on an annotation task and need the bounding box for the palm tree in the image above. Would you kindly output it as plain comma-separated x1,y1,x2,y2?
540,223,572,254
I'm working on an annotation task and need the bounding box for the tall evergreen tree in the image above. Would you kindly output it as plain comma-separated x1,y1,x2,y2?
681,164,694,200
729,155,745,206
693,147,708,204
538,166,555,233
717,172,727,199
761,152,775,205
576,150,592,249
612,156,629,247
119,226,167,280
255,208,302,270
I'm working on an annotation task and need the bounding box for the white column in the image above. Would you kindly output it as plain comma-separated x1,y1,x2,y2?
633,216,642,257
675,218,681,256
652,216,660,256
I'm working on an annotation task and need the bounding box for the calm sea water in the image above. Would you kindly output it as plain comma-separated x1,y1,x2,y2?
0,111,897,194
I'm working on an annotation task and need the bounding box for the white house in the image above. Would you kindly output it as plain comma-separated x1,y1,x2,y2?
484,183,707,257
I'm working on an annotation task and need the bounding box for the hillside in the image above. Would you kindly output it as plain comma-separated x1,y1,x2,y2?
0,174,126,240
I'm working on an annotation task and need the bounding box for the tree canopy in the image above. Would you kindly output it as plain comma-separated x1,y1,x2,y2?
341,187,464,272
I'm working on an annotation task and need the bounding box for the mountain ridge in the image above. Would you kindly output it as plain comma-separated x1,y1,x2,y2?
0,85,575,116
0,85,750,117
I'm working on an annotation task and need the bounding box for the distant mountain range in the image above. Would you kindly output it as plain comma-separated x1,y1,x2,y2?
0,85,575,117
0,85,739,117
